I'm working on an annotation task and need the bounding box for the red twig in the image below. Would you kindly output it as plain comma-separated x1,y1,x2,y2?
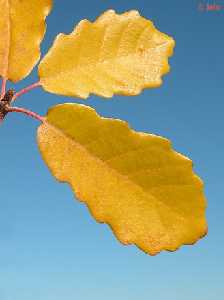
7,106,44,122
12,81,41,102
1,78,7,99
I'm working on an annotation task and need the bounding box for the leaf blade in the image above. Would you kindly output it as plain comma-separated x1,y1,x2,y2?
38,10,175,99
37,103,207,255
0,0,52,82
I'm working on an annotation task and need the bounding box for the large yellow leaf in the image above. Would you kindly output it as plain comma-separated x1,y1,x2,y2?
37,103,207,255
38,10,175,99
0,0,52,82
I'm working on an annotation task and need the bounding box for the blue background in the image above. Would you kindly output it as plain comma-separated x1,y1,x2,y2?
0,0,223,299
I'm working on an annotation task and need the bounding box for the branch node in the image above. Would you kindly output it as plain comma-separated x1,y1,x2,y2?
0,89,15,122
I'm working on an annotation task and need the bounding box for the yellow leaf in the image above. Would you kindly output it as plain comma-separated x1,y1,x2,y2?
0,0,52,82
37,103,207,255
38,10,175,99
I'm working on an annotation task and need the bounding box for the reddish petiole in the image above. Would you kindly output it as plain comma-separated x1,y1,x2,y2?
12,81,41,102
7,106,44,122
0,77,7,99
0,79,44,123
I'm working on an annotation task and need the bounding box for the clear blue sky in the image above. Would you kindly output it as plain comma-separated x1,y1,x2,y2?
0,0,223,299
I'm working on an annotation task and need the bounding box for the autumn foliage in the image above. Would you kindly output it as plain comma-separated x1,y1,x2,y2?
0,1,207,255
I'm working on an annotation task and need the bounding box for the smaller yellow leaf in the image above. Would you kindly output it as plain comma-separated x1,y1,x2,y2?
37,103,207,255
38,10,175,99
0,0,52,82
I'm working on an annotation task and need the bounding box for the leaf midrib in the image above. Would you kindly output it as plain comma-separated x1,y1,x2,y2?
44,119,192,222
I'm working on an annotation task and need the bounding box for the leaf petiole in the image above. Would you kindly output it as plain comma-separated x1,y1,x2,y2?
0,78,7,100
0,85,43,123
7,106,44,122
12,81,41,102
